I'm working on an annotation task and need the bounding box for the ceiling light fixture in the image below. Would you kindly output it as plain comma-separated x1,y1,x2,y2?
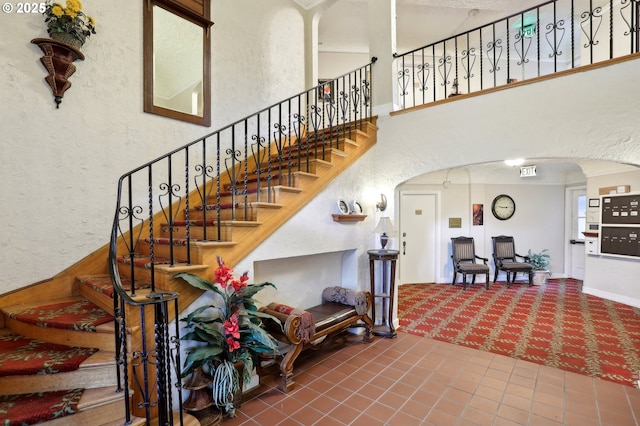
505,159,525,167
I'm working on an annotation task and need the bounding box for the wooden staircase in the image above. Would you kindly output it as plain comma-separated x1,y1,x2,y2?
0,118,378,425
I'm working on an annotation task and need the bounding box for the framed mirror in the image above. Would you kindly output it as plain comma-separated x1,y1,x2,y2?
143,0,212,126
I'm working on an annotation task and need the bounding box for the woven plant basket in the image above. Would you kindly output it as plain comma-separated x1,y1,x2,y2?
50,32,83,49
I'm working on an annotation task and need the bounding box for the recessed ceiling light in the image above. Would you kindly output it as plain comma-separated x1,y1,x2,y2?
505,159,525,167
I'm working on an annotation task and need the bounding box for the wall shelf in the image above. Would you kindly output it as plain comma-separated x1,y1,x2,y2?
332,214,367,222
31,38,85,108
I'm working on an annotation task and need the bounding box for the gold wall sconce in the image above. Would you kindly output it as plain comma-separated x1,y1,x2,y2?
31,38,84,108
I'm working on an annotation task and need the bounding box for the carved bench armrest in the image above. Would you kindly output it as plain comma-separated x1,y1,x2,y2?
322,286,371,315
260,306,304,345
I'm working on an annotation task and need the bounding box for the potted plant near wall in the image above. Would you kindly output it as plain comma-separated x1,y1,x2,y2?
175,257,281,418
526,249,551,285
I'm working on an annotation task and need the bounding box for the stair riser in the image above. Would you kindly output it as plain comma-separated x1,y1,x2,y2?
0,365,117,395
138,242,192,263
160,224,233,241
253,158,331,177
213,187,276,204
5,318,115,352
187,206,258,222
41,392,126,426
117,263,154,284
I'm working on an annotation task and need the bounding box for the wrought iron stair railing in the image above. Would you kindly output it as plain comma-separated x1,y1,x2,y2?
107,59,376,424
394,0,639,109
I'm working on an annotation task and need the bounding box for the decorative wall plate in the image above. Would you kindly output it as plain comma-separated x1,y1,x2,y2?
337,199,350,214
352,200,363,214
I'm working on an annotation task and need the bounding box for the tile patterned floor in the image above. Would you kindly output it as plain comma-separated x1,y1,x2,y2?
223,331,640,425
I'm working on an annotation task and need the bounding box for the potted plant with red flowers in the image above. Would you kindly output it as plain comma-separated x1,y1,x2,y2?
175,257,281,417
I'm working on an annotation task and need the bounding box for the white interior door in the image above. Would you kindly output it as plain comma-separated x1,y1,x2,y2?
399,192,438,284
567,187,586,280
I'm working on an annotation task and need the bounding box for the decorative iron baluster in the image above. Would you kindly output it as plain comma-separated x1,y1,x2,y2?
272,122,287,186
570,0,574,68
416,62,430,94
117,203,143,294
215,133,222,242
397,68,410,109
293,111,306,173
479,30,484,90
147,168,155,291
250,133,267,190
437,55,452,87
486,39,502,74
506,18,511,83
183,148,190,265
158,183,182,244
546,18,566,59
242,120,250,218
338,89,350,131
581,4,603,51
610,0,614,59
539,7,543,75
514,29,533,65
461,46,477,82
620,0,640,53
224,146,242,218
362,79,371,108
193,158,215,233
170,298,183,425
350,83,360,124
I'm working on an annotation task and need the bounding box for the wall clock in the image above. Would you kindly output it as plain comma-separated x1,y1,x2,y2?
491,194,516,220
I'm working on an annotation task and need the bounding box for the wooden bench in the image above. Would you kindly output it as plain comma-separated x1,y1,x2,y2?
260,286,373,392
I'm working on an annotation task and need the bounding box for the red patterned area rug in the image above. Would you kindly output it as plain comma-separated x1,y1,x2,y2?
398,278,640,387
0,388,83,425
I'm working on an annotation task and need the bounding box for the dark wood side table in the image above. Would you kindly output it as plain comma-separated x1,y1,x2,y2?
368,249,399,338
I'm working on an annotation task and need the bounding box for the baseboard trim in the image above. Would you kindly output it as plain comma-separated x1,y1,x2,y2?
582,286,640,309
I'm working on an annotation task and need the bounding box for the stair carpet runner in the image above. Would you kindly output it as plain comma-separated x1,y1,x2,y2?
0,278,119,425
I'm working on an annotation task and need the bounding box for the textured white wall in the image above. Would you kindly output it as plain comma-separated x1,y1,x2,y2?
0,0,305,294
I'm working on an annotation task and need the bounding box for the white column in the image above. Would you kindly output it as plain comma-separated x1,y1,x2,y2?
368,0,396,116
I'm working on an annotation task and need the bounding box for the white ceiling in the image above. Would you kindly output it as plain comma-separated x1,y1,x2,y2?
311,0,544,54
407,159,640,186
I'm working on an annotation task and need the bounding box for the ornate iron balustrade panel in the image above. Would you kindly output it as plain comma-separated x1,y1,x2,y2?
108,60,376,424
394,0,640,109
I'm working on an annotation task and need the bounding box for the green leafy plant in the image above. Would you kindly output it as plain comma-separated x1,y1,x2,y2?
526,249,551,272
175,257,281,416
44,0,96,45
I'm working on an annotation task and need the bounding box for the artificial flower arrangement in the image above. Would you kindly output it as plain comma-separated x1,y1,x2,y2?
175,257,281,417
43,0,96,46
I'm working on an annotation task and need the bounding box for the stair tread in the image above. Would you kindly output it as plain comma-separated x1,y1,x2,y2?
192,201,283,212
0,387,86,425
37,386,127,426
2,296,114,333
117,254,186,267
78,273,152,299
192,201,283,211
0,329,99,378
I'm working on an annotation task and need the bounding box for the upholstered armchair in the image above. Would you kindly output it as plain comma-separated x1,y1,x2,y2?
451,237,490,290
491,235,533,287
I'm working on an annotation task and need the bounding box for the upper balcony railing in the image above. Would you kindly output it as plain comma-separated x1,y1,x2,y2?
394,0,639,110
